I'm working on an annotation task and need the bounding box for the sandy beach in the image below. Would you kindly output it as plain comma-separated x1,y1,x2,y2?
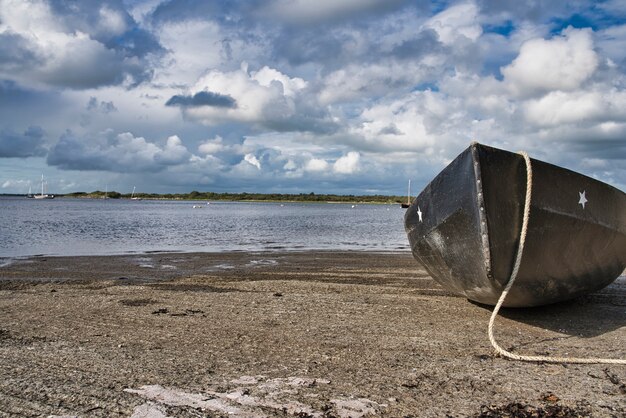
0,251,624,417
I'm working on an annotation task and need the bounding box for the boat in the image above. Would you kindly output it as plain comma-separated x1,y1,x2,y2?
404,142,626,307
401,180,411,208
33,175,54,199
26,184,34,198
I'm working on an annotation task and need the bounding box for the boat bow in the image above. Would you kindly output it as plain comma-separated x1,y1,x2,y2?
405,143,626,307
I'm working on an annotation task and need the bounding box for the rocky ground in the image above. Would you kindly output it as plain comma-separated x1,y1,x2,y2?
0,251,624,417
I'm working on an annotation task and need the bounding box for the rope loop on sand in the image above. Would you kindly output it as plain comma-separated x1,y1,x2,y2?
487,151,626,365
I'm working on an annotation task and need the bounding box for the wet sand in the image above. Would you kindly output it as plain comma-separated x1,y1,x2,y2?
0,251,624,417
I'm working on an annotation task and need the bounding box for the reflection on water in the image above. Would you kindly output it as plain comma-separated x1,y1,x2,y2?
0,197,409,256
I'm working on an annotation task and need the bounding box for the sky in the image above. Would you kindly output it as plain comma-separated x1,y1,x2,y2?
1,0,625,196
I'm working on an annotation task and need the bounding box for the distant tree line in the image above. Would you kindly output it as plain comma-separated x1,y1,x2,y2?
66,191,122,199
62,190,407,204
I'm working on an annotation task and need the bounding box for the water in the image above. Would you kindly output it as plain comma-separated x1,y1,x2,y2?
0,197,410,257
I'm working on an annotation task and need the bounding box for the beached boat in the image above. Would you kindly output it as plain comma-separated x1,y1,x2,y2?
404,142,626,307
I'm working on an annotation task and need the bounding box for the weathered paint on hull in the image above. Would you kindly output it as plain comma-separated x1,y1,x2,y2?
404,143,626,307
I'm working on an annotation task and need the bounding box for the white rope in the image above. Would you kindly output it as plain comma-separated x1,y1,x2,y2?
487,151,626,365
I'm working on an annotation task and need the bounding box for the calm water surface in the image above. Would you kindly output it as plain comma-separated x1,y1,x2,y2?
0,197,409,257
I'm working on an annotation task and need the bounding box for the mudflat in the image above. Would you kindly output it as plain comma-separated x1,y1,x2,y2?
0,251,624,417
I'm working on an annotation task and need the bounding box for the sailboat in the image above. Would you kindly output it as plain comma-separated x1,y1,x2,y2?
401,180,411,208
26,183,34,198
130,186,141,200
33,175,54,199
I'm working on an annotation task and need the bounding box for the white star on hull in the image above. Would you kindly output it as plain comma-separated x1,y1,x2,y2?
578,190,587,209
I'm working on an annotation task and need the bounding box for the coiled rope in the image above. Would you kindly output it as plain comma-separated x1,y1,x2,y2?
487,151,626,365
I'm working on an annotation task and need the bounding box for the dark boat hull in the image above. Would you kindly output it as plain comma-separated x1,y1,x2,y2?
404,143,626,307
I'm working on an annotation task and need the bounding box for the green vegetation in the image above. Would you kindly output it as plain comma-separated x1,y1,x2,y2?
65,191,122,199
62,190,407,204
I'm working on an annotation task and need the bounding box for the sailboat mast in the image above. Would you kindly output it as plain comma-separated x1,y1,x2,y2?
407,179,411,205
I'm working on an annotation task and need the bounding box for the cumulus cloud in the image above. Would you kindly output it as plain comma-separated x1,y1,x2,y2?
0,31,40,69
1,1,625,194
198,136,226,155
333,152,360,174
318,60,442,104
186,65,298,125
252,66,308,97
156,135,191,165
352,91,443,152
171,64,337,134
0,126,46,158
284,160,298,171
502,28,598,97
47,131,191,172
244,153,262,170
305,158,329,172
423,2,482,45
523,90,607,127
0,0,161,89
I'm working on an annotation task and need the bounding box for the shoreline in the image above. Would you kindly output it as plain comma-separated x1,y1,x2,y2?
0,251,421,290
0,248,410,261
1,250,624,417
2,195,406,205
